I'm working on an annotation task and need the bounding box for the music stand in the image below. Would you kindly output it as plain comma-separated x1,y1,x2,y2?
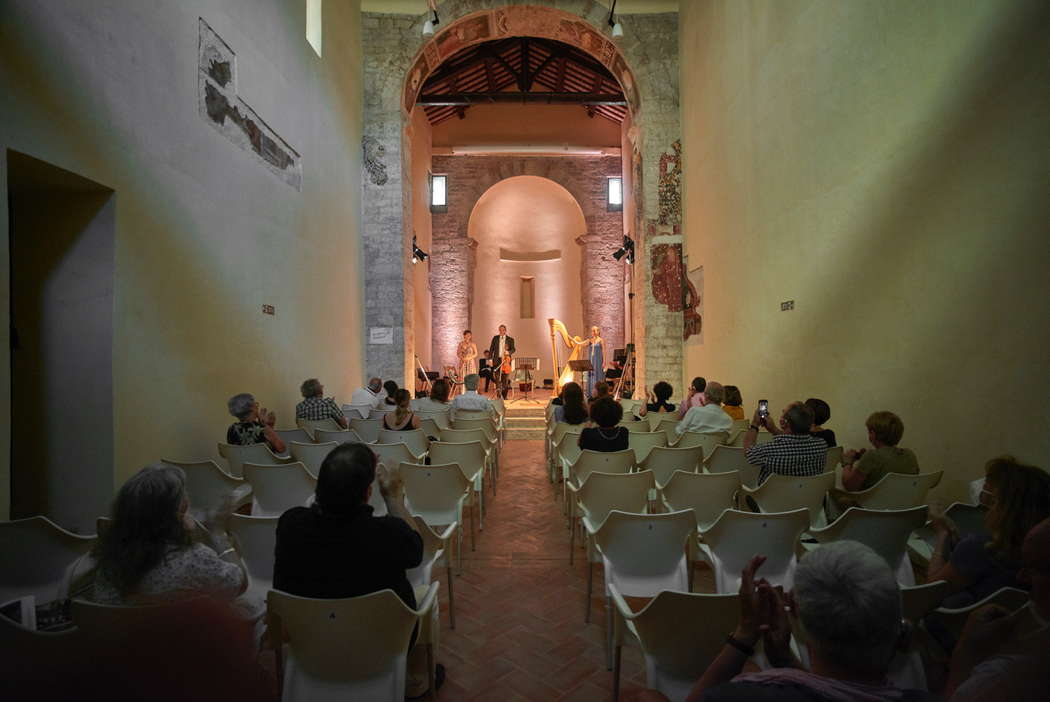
568,359,593,396
515,358,540,404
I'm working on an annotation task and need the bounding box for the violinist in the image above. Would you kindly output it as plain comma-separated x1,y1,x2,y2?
487,324,515,399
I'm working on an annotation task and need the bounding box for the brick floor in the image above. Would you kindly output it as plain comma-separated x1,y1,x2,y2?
429,439,714,701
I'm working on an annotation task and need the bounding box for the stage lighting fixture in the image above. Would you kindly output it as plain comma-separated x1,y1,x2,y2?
411,235,429,264
608,0,624,38
422,3,439,36
612,234,635,264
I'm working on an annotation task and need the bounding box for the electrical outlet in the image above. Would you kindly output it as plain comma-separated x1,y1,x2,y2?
781,300,795,311
262,304,275,316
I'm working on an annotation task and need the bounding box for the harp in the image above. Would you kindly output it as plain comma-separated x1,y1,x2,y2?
548,318,585,395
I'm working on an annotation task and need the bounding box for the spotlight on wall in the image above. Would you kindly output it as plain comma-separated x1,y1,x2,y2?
412,235,429,264
608,0,624,38
612,234,635,264
422,6,439,36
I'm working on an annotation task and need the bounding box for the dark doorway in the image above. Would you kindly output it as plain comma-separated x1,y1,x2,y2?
8,150,114,533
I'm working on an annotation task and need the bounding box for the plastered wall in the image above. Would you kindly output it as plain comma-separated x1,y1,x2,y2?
680,0,1050,501
0,0,365,520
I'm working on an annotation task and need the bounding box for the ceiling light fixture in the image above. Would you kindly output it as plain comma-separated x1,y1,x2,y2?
612,234,635,264
411,235,429,264
608,0,624,38
422,0,439,36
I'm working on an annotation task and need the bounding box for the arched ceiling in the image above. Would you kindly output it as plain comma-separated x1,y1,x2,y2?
362,1,679,14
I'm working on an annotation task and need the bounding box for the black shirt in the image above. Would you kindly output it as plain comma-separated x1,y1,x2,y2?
811,428,836,447
579,426,630,452
274,504,423,607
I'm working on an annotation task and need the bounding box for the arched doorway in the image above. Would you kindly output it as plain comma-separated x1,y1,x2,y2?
468,176,586,365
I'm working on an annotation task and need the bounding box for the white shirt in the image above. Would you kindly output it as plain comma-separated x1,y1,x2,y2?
451,390,493,417
676,403,733,436
349,386,383,409
497,335,507,358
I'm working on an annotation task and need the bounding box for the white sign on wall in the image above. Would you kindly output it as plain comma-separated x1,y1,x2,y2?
369,327,394,345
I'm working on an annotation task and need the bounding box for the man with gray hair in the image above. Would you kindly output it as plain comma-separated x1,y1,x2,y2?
295,378,348,428
349,376,385,410
744,401,827,484
451,373,494,418
676,381,733,436
681,541,935,701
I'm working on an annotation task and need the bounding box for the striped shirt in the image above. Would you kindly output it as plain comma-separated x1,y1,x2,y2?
746,433,829,484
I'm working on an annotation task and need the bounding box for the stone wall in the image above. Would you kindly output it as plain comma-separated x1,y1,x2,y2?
429,155,624,368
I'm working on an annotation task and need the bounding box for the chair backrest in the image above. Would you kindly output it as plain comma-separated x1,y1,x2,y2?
556,430,584,467
439,427,489,448
452,417,497,441
0,612,84,685
674,431,728,455
453,410,494,423
348,418,382,444
401,463,470,525
377,428,429,458
218,442,281,478
811,506,929,573
549,421,574,446
571,449,635,486
929,587,1031,640
640,445,704,488
243,462,317,517
428,441,487,481
854,471,944,510
619,587,740,701
228,514,279,593
315,428,364,445
701,509,810,592
71,597,205,636
163,458,244,520
0,516,96,604
419,417,442,440
342,404,373,420
274,428,313,447
944,502,989,539
618,420,651,433
297,417,344,437
290,441,338,477
368,407,394,420
267,588,419,698
371,442,420,468
825,445,844,470
654,418,681,445
748,472,836,526
415,410,450,430
577,471,656,527
704,445,760,488
901,580,950,622
661,471,741,531
628,431,669,465
595,510,695,596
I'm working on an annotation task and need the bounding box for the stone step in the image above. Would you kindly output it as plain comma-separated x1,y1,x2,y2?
506,407,547,418
505,428,547,440
506,416,545,426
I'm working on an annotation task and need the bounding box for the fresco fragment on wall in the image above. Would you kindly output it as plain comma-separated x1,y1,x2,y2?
658,140,681,226
362,136,389,186
685,265,703,343
651,243,686,312
198,19,301,190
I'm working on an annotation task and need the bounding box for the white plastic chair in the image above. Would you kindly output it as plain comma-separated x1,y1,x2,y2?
851,471,944,510
349,418,382,444
653,417,680,445
419,418,443,441
297,418,344,438
218,442,290,478
704,445,761,488
268,584,440,702
452,417,501,464
929,587,1030,641
569,471,655,569
228,514,278,596
0,516,96,605
825,445,844,470
610,584,738,702
315,428,364,445
163,458,251,522
371,442,422,470
618,420,651,433
274,428,313,449
401,462,475,567
639,445,704,488
741,472,835,528
289,441,337,478
673,431,728,455
415,410,451,431
342,404,372,420
438,428,495,489
407,516,458,629
807,506,928,585
368,408,394,420
377,429,429,462
242,462,317,517
698,509,809,593
909,503,988,567
564,450,636,512
428,442,488,530
901,580,950,622
628,431,668,465
660,470,740,532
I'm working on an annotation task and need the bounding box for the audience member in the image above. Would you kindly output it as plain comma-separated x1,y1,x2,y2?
553,381,588,425
676,382,733,436
745,402,827,484
415,378,452,413
804,398,835,447
273,443,438,697
591,381,612,401
840,411,917,491
349,377,385,409
225,393,285,454
722,385,745,420
578,396,628,452
948,516,1050,700
295,378,348,429
451,373,494,417
677,376,707,418
383,380,399,406
683,542,936,701
928,456,1050,608
479,350,493,393
636,381,676,418
382,389,421,431
93,464,248,607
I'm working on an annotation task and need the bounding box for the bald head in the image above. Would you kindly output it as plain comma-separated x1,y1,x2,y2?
368,377,382,393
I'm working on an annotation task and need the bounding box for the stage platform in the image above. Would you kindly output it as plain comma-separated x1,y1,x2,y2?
501,397,549,440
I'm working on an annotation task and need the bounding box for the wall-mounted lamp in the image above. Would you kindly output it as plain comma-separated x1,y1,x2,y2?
612,234,635,264
422,1,440,36
608,0,624,38
412,235,429,264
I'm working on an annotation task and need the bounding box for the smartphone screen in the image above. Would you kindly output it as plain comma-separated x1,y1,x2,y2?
758,399,769,418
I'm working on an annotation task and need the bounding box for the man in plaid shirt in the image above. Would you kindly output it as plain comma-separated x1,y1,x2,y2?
296,378,348,429
744,401,827,484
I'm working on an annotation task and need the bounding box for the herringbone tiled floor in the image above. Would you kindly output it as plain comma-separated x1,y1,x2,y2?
430,439,712,701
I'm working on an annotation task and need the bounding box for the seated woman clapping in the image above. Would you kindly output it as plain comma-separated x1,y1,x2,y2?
225,392,285,454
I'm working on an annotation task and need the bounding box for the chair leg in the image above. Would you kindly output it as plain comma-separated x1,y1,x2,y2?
426,644,437,701
447,564,456,630
470,503,476,553
585,560,593,623
569,516,576,565
612,644,622,702
605,593,613,671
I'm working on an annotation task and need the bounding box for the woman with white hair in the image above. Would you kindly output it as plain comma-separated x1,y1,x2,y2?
225,392,285,454
680,541,936,702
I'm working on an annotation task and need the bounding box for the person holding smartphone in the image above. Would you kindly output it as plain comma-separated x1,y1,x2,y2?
743,401,827,484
